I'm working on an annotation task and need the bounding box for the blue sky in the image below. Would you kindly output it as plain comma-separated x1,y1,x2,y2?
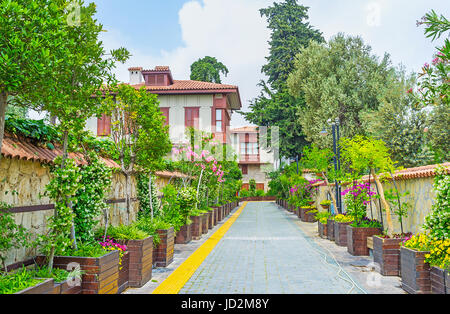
89,0,449,128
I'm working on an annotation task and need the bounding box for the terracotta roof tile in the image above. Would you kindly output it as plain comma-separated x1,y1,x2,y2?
129,80,238,92
155,170,192,179
231,126,258,133
1,134,119,168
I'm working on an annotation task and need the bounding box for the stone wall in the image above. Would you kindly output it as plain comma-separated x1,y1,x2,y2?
0,157,139,267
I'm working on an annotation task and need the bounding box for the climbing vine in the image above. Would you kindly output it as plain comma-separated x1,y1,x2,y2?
73,152,112,244
137,173,161,219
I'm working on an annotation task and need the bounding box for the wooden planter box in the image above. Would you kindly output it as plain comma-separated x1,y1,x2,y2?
201,213,209,235
373,236,403,276
431,266,449,294
400,247,432,294
52,279,83,294
334,222,351,247
293,207,299,218
190,215,203,240
15,278,55,294
117,251,129,293
318,222,328,239
213,207,219,225
298,207,307,220
208,210,214,229
153,228,174,268
175,223,192,244
327,219,335,241
123,237,153,288
303,210,318,223
347,226,382,256
37,251,120,294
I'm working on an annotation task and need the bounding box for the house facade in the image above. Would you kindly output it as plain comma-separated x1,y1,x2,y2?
85,66,242,145
230,126,276,192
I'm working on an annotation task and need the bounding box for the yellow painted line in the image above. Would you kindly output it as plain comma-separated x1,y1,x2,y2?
152,202,249,294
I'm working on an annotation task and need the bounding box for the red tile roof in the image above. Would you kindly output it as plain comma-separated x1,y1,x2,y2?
130,80,238,92
231,126,258,133
1,133,119,168
312,162,450,187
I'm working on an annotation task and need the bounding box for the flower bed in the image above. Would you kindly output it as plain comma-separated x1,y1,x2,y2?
347,225,382,256
175,223,192,244
153,228,174,267
430,266,449,294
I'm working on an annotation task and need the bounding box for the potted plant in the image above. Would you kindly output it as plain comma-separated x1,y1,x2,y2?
327,216,336,241
373,232,412,276
333,214,354,247
320,200,331,211
425,238,450,294
316,212,331,238
303,209,318,223
400,234,432,294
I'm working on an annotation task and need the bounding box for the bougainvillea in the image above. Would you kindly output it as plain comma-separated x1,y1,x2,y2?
341,182,377,225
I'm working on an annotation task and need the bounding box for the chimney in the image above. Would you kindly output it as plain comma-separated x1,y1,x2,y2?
128,67,143,85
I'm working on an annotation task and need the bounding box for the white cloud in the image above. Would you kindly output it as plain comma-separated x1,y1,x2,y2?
100,0,449,128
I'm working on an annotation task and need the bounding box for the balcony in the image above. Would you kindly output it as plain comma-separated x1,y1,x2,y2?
239,154,260,164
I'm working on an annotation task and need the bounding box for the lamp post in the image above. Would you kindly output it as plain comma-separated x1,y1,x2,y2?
320,118,342,214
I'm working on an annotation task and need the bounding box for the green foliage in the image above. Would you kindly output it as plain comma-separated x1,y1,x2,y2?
316,212,331,224
29,266,70,284
361,70,435,168
73,152,112,244
249,179,256,194
100,224,149,241
424,166,450,240
0,203,31,273
38,157,81,258
0,267,43,294
190,56,229,83
287,33,398,147
301,144,334,174
340,135,396,180
62,242,107,258
137,173,161,219
242,1,323,158
160,185,196,232
384,189,411,234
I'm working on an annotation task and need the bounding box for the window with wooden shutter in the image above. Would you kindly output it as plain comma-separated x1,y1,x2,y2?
185,107,199,129
160,108,169,125
97,114,111,136
157,74,165,85
241,164,248,175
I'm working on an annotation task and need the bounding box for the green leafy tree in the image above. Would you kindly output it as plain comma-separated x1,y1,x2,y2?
242,0,323,159
190,56,229,83
416,10,450,162
287,33,397,148
106,84,170,222
0,0,69,158
361,69,435,168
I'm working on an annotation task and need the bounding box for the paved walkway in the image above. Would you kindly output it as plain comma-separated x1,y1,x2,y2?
179,202,365,294
127,201,404,294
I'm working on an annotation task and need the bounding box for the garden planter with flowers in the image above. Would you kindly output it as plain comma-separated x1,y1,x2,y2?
332,215,354,246
190,215,203,240
15,278,55,294
303,209,318,223
119,237,153,288
117,250,130,293
327,218,335,241
373,234,412,276
201,212,209,235
175,223,193,244
153,227,174,267
347,224,382,256
36,250,120,294
400,246,432,294
318,221,328,238
431,266,449,294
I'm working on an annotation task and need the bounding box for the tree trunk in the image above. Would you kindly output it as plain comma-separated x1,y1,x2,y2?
196,168,204,209
125,172,131,224
61,131,77,251
148,172,154,219
322,172,338,214
0,92,8,162
371,168,394,236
